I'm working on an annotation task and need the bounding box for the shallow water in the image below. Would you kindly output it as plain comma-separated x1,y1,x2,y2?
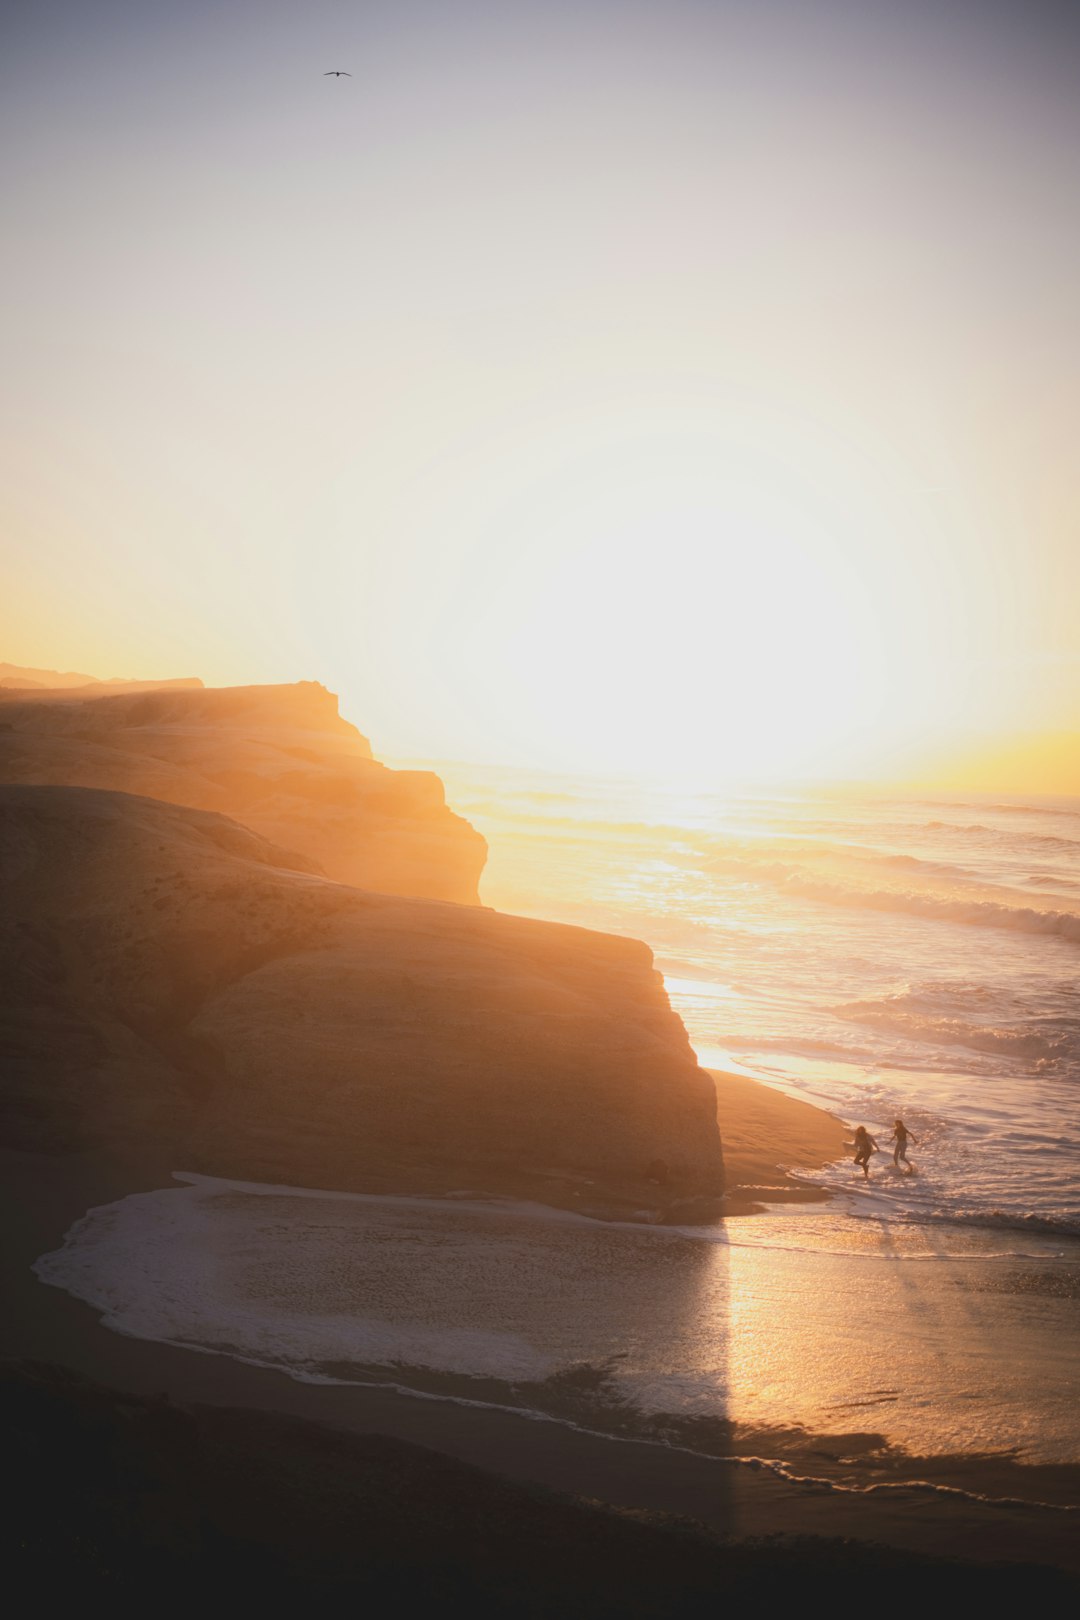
35,1174,1080,1471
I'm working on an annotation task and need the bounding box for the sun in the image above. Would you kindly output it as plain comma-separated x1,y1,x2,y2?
374,431,930,784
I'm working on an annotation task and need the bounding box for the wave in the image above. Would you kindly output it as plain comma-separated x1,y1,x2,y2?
877,852,973,878
709,1032,879,1063
704,848,974,892
987,802,1080,819
842,1195,1080,1241
700,836,1077,900
830,997,1080,1065
789,1163,1080,1240
925,820,1080,854
917,800,1080,820
776,876,1080,944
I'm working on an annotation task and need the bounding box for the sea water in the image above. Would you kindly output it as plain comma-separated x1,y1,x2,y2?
430,768,1080,1238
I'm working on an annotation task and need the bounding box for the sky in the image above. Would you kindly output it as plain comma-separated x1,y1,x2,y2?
2,0,1078,786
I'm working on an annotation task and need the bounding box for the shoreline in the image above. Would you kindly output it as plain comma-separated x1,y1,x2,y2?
709,1066,847,1209
4,1119,1079,1575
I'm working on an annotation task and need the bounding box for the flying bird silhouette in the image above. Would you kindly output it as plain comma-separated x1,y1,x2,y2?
324,70,351,76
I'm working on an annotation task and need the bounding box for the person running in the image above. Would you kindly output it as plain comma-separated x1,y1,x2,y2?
852,1125,878,1179
889,1117,917,1172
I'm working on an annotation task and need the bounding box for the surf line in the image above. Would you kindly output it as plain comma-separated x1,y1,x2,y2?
104,1328,1076,1519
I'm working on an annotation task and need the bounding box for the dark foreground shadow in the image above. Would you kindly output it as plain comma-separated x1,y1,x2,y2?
5,1361,1075,1616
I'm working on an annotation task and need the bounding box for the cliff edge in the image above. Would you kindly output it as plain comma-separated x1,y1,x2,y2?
0,680,486,905
0,786,724,1215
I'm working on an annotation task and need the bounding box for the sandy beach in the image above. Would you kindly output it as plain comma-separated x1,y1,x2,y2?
5,1069,1077,1583
710,1067,847,1206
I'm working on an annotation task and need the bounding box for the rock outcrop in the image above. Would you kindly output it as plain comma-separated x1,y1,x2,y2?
0,786,724,1213
0,681,486,904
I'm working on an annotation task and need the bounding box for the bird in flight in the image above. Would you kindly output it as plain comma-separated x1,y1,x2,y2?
324,70,351,76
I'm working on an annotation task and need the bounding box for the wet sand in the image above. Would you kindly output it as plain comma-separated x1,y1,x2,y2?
710,1066,847,1206
3,1069,1078,1579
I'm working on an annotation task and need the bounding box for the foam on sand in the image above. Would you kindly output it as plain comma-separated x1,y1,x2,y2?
34,1172,1080,1472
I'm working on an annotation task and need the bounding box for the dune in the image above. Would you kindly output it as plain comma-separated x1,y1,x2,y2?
0,679,486,903
0,784,724,1215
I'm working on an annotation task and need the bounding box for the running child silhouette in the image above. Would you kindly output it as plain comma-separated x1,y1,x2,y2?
889,1117,917,1173
852,1125,878,1179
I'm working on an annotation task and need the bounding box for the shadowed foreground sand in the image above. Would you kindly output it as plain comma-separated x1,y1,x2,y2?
7,1358,1076,1612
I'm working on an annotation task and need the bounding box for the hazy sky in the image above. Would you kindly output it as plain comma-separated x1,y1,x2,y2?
2,0,1078,783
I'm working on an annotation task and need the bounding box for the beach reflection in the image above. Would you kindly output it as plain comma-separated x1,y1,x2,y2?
718,1228,1080,1462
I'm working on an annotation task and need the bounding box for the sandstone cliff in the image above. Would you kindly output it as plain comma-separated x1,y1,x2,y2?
0,661,203,693
0,681,486,905
0,786,724,1213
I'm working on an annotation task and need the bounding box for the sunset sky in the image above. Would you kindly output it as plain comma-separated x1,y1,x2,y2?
2,0,1078,786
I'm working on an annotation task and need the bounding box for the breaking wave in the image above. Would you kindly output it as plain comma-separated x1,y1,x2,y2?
916,801,1080,820
708,1032,878,1063
987,803,1080,818
706,843,967,883
925,821,1080,853
797,1179,1080,1241
831,995,1080,1066
777,878,1080,943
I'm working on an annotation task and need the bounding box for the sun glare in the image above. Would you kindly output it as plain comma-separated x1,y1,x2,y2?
349,418,965,786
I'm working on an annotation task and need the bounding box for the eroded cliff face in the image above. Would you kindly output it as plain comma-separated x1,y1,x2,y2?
0,786,724,1214
0,681,486,905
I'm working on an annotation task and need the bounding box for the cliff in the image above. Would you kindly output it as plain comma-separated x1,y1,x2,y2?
0,786,724,1214
0,680,486,905
0,661,203,693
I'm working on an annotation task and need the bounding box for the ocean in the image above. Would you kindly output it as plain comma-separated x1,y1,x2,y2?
431,767,1080,1239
